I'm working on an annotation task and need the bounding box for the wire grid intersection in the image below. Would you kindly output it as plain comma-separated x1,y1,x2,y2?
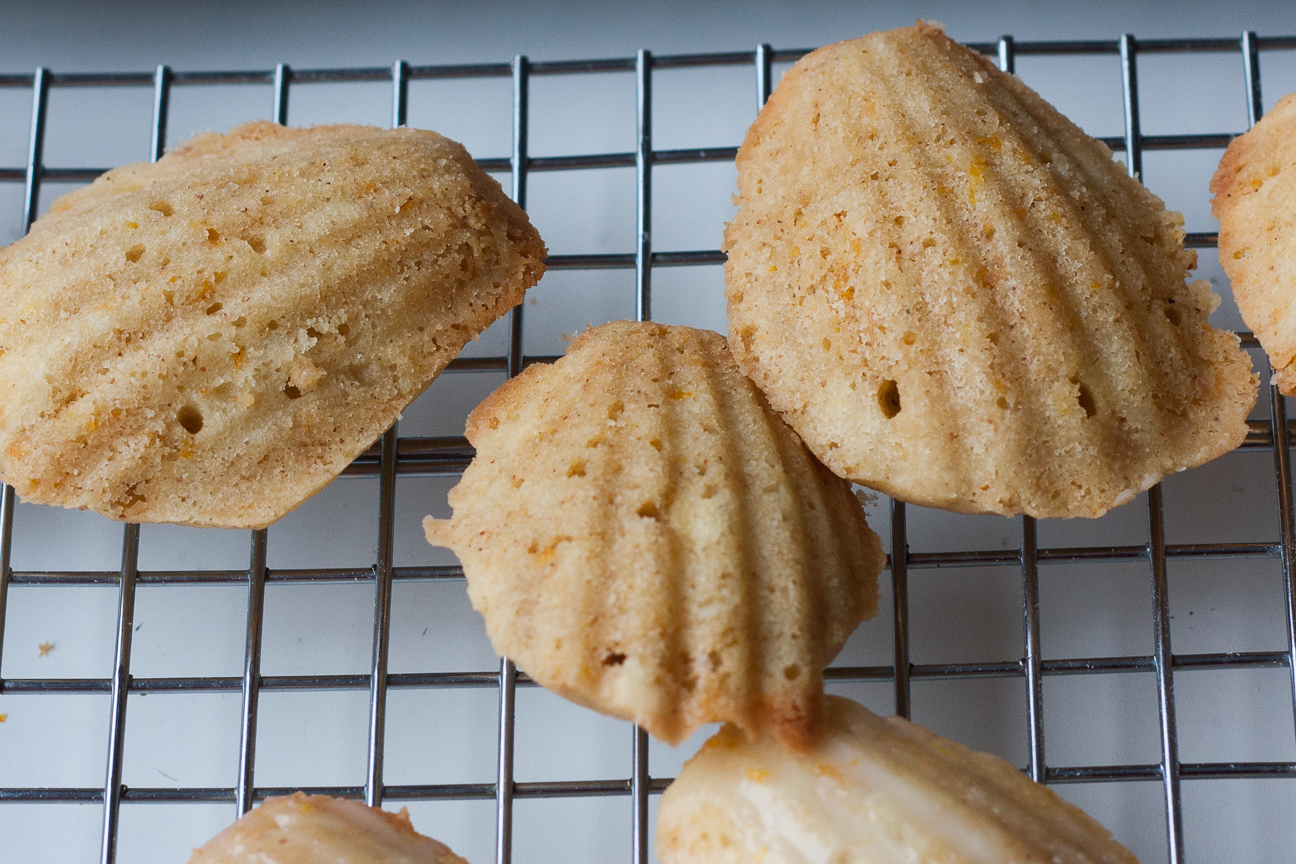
0,31,1292,864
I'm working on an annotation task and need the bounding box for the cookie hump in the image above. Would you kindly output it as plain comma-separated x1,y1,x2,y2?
1211,90,1296,395
725,23,1256,518
657,695,1139,864
187,792,469,864
424,321,884,750
0,121,545,528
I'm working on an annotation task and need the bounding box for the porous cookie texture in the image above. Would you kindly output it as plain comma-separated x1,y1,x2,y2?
187,792,469,864
657,695,1139,864
0,120,545,528
424,321,884,750
1212,90,1296,395
724,22,1256,518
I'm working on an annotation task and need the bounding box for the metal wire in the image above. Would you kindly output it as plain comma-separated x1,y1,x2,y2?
365,423,399,808
755,43,773,111
98,526,139,864
1119,34,1186,862
995,34,1048,786
0,57,26,756
1,32,1295,864
1148,483,1186,862
493,51,531,864
97,59,179,864
232,61,287,820
1019,511,1045,783
0,33,1292,92
21,67,48,234
631,47,653,864
2,641,1292,688
1242,29,1296,759
362,61,410,813
235,529,268,816
634,49,653,324
0,487,13,689
0,132,1250,189
273,64,291,125
0,136,1247,192
150,65,172,161
889,501,911,719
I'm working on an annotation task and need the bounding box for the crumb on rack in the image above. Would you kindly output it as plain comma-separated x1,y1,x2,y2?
38,641,53,657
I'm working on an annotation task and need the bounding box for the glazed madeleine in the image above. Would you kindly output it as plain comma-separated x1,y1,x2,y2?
188,793,469,864
0,121,545,528
426,321,884,750
659,695,1139,864
725,22,1255,518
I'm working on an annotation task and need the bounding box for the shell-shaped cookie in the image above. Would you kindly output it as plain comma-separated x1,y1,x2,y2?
1211,90,1296,394
657,695,1139,864
424,321,884,750
724,22,1256,518
188,792,469,864
0,121,545,528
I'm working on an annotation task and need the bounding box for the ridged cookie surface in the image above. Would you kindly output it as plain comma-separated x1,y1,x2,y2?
424,321,883,749
657,695,1139,864
725,22,1256,518
0,121,544,528
1212,91,1296,394
187,792,469,864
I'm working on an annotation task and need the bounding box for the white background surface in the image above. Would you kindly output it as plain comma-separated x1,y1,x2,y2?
1,2,1296,863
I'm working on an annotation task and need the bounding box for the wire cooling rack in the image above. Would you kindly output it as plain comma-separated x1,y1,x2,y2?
0,30,1295,864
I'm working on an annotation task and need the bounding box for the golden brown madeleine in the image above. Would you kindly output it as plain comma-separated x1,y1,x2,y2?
0,121,545,528
1212,91,1296,394
188,792,469,864
658,695,1139,864
725,22,1255,518
424,321,883,750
